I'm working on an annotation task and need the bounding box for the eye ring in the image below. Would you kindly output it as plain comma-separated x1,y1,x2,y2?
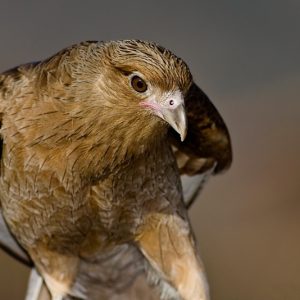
131,75,147,93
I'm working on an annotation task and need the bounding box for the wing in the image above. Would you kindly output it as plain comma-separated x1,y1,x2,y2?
0,66,38,296
171,82,232,207
0,211,31,266
0,66,35,266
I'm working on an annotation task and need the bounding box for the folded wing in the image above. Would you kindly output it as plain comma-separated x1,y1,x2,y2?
170,82,232,207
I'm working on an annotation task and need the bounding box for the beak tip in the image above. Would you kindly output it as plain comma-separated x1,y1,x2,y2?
156,101,187,142
180,130,187,142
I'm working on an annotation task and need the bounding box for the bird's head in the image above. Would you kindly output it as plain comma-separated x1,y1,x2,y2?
94,40,193,142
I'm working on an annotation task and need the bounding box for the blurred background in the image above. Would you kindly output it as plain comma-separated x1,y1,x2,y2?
0,1,299,299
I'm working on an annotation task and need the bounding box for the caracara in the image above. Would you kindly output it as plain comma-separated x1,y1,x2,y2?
0,40,232,300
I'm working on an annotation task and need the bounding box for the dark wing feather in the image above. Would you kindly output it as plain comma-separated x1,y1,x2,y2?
170,82,232,175
172,82,232,207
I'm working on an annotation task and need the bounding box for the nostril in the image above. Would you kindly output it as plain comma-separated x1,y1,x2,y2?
169,99,174,106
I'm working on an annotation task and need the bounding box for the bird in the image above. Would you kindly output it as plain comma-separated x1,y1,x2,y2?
0,40,232,300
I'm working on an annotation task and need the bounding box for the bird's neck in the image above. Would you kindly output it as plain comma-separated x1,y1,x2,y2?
26,103,168,188
78,108,168,182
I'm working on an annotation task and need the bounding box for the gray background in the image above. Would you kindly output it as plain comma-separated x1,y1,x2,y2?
0,1,299,299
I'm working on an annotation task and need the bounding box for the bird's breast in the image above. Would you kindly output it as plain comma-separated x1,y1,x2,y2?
0,133,182,258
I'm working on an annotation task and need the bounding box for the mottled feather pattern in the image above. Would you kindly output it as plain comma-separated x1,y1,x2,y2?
0,40,232,300
169,83,232,175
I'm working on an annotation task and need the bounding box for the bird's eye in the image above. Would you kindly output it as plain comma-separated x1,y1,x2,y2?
131,76,147,93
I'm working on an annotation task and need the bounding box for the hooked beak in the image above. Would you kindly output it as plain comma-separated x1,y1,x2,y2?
161,104,187,141
140,91,188,141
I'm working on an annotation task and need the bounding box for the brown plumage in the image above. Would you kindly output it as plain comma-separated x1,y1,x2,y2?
0,40,232,300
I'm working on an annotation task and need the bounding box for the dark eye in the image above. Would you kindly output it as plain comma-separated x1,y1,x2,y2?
131,76,147,93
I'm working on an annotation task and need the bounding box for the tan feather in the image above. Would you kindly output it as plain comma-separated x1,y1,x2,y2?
0,40,232,300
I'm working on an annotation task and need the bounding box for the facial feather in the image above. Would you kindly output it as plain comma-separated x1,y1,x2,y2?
40,42,191,154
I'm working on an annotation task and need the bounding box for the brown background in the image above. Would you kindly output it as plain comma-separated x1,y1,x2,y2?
0,1,299,299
